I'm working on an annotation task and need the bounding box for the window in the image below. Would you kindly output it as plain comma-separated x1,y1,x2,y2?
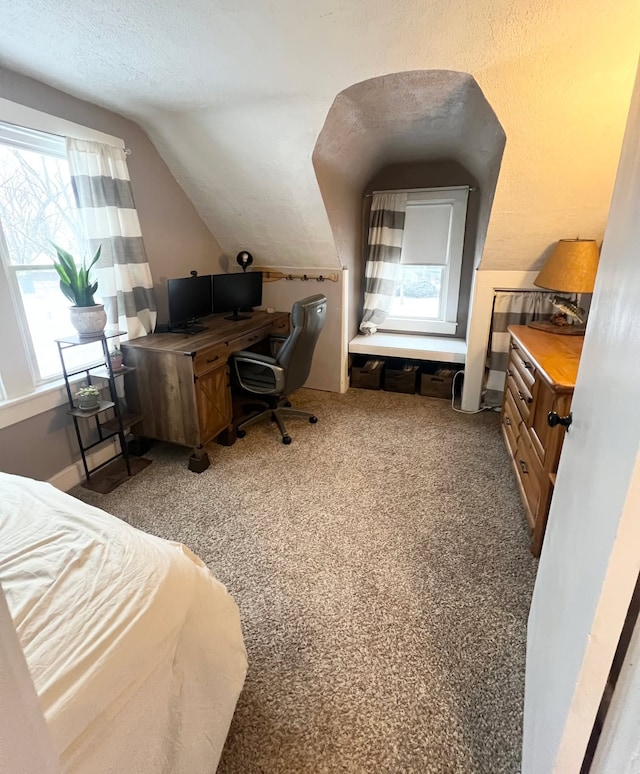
381,187,469,336
0,122,102,395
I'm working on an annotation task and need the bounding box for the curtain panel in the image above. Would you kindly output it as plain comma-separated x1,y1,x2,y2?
483,290,553,407
359,192,407,335
66,138,157,339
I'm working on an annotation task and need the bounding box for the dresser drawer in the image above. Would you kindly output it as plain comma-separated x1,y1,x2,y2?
502,386,521,456
509,342,536,389
505,364,533,423
193,344,228,375
514,428,543,526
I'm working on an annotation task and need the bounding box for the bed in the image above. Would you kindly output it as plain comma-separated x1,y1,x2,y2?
0,472,247,773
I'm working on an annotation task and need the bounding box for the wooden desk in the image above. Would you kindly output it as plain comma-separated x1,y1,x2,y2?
501,325,582,556
121,311,289,470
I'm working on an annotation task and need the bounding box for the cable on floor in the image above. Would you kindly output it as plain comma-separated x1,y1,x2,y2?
449,369,499,414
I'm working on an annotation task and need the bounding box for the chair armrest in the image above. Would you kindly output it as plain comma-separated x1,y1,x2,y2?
231,352,285,394
233,350,277,366
269,335,288,357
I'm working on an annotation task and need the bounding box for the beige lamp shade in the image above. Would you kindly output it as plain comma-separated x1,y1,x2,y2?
534,239,600,293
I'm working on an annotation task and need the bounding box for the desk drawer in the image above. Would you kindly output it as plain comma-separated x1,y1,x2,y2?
193,344,228,375
270,317,289,335
228,326,269,354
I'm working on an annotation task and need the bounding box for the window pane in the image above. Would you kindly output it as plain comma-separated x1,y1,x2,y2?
16,269,104,380
388,265,443,319
0,144,83,265
0,141,97,382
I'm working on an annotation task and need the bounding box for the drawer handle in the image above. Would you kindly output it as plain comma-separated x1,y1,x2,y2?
206,355,220,364
510,342,517,350
517,390,532,405
519,459,529,474
523,361,533,370
504,416,511,426
506,369,513,377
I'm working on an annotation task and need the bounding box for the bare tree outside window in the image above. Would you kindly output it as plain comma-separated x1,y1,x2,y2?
0,143,101,379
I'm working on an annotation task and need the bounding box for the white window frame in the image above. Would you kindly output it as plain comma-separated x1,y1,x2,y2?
0,99,124,426
381,187,469,336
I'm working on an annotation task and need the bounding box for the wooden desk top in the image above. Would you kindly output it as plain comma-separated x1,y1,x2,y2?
122,310,288,356
509,325,583,391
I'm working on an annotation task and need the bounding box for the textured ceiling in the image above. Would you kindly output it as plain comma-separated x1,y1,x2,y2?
1,0,638,269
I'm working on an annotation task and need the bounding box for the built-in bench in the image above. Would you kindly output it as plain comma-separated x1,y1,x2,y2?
348,332,467,364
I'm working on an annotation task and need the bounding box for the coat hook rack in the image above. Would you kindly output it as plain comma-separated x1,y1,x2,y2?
255,267,340,283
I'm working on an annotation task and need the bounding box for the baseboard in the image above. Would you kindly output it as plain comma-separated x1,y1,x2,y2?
48,439,120,492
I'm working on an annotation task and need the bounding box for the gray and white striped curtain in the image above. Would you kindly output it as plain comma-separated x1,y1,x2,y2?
359,192,407,335
66,138,157,338
483,291,554,407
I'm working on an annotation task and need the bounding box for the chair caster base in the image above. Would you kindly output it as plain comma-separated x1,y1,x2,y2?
282,435,292,445
237,429,246,439
309,416,318,424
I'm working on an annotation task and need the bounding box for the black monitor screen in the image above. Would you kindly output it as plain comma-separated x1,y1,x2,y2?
168,275,212,326
212,272,263,321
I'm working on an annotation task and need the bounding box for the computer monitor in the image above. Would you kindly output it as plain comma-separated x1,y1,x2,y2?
212,272,263,321
167,275,212,329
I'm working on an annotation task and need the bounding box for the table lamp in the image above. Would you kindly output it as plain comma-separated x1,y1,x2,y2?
528,238,600,336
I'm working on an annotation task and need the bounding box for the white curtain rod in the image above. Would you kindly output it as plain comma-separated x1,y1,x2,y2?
366,185,475,197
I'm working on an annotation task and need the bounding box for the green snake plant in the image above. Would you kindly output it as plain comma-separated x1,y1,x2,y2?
51,243,102,307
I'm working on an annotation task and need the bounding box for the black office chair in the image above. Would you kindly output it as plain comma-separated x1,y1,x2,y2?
231,294,327,444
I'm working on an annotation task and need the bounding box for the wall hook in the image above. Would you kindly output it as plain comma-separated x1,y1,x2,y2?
287,274,293,280
317,275,325,282
303,274,308,281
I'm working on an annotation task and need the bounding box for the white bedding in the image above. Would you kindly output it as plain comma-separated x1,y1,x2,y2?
0,472,247,773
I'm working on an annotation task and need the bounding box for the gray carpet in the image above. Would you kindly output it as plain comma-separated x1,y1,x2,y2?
73,388,537,774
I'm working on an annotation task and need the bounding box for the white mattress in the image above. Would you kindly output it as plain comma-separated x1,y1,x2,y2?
0,473,247,773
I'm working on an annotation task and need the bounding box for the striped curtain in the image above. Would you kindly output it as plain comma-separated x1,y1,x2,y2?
359,192,407,335
66,138,157,338
483,291,554,407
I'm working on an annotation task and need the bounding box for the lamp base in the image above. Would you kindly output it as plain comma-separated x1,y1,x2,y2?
528,319,586,336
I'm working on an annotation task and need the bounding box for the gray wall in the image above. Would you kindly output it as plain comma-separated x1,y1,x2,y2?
0,66,225,481
363,161,480,338
312,71,505,342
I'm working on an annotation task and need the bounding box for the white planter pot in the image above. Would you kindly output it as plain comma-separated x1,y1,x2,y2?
70,304,107,337
77,395,99,410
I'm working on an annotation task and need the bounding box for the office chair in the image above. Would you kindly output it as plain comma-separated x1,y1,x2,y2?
231,294,327,444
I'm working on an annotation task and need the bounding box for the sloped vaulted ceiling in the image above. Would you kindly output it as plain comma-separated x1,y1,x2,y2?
0,0,638,270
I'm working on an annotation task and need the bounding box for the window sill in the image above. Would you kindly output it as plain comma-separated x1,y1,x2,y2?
0,374,86,430
381,319,458,336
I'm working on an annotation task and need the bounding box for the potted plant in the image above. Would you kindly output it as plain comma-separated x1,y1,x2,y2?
75,385,100,411
109,346,124,371
52,243,106,337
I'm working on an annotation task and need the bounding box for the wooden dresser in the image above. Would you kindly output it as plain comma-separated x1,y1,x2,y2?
501,325,582,556
122,311,289,470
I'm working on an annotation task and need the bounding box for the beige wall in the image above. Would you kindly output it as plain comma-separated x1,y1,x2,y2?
0,66,225,481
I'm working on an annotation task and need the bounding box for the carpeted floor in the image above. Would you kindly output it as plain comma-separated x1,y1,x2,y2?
73,388,537,774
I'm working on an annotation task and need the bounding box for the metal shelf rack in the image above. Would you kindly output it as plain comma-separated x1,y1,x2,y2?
56,330,142,484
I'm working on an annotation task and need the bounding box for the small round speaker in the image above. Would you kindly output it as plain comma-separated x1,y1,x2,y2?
236,251,253,272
